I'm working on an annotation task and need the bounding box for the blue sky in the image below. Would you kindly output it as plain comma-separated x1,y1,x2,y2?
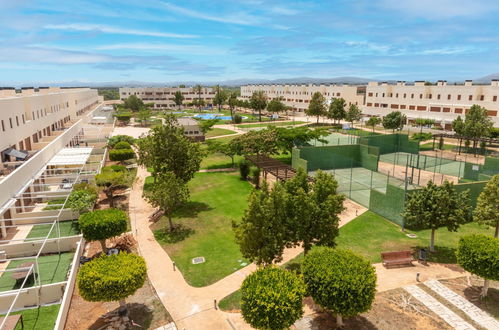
1,0,499,84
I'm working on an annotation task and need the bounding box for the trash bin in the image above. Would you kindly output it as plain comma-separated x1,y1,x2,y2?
419,248,427,262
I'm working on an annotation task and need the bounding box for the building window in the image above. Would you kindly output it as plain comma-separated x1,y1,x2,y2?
419,94,423,99
411,94,414,99
457,95,461,100
9,118,13,129
403,93,406,98
16,116,19,126
1,120,4,131
428,94,432,99
437,94,441,100
480,95,484,101
494,96,498,102
22,115,25,124
468,95,472,101
448,94,451,100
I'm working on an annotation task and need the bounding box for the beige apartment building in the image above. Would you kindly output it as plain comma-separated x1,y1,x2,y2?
119,87,216,109
240,84,366,112
0,87,100,171
364,80,499,129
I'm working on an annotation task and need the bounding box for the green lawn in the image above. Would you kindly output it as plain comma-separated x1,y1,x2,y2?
1,304,61,330
205,128,237,138
218,289,242,311
25,221,79,240
237,121,306,128
419,142,455,151
150,172,252,287
200,151,291,170
0,253,74,292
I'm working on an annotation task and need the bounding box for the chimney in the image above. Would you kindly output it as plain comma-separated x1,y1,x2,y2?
464,80,472,86
0,87,16,97
21,87,35,95
491,79,499,87
437,80,447,86
368,81,379,87
396,81,406,86
381,82,388,86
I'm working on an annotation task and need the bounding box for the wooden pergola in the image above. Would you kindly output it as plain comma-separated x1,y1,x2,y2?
245,154,298,182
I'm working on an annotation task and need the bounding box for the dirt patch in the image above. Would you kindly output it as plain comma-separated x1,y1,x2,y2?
377,161,458,187
302,288,452,329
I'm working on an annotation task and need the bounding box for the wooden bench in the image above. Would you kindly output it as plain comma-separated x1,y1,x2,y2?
0,314,24,329
381,250,414,267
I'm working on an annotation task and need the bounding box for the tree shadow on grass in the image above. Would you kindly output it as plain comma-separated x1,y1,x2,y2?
153,224,195,244
175,201,212,219
89,303,154,330
413,245,457,264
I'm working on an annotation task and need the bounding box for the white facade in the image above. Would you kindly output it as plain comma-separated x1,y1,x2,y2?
240,84,365,112
363,80,499,129
119,87,216,109
0,87,99,166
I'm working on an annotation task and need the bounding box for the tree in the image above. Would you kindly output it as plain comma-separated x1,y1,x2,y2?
415,118,435,133
241,267,305,330
345,104,362,126
136,115,204,183
206,140,240,166
136,108,151,126
284,169,345,254
213,85,227,112
114,141,131,149
250,90,268,122
227,91,239,122
173,90,184,110
123,95,144,112
266,97,286,115
198,119,219,134
382,111,407,132
456,234,499,297
233,182,288,266
463,105,494,153
107,135,135,148
192,85,203,111
402,181,471,252
78,209,128,252
328,98,347,124
115,112,132,126
302,247,376,327
77,253,146,314
232,129,278,156
66,190,96,216
452,116,465,135
273,126,328,155
144,172,189,232
473,174,499,238
366,116,381,132
95,169,127,207
306,92,326,124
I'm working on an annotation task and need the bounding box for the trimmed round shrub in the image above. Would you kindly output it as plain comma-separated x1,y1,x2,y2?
109,149,135,162
109,164,127,172
107,135,135,148
241,267,305,330
72,182,99,197
78,209,128,248
239,160,250,180
114,141,132,149
66,190,97,214
302,247,376,321
234,114,243,124
77,253,146,302
456,234,499,282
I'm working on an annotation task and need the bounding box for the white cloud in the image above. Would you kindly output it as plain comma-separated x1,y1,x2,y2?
43,23,198,38
96,43,226,55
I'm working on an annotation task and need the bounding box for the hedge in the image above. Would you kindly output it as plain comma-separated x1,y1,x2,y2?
109,149,135,162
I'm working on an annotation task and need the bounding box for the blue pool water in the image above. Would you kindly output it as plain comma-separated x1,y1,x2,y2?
193,113,247,120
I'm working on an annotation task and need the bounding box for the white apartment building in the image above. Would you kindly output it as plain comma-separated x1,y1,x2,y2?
0,87,100,169
363,80,499,129
119,87,216,109
240,84,366,112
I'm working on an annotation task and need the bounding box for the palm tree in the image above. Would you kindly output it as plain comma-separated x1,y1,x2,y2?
192,85,203,112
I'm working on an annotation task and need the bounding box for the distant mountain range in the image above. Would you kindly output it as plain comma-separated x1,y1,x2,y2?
4,74,499,88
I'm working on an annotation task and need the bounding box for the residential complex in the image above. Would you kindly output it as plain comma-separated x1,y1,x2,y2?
241,80,499,129
119,86,216,109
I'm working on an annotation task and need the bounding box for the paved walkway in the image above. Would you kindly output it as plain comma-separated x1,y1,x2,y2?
404,285,476,330
424,280,499,330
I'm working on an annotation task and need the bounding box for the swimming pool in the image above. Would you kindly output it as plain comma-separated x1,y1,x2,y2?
193,113,247,120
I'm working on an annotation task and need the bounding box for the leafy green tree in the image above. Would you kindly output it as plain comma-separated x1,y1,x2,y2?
302,247,376,327
115,112,132,126
95,169,127,207
107,135,135,148
232,129,278,156
345,104,362,126
415,118,435,133
452,116,465,135
457,234,499,297
114,141,131,149
241,267,305,330
66,190,96,216
328,98,347,124
239,160,251,180
285,169,345,254
382,111,407,132
473,174,499,238
136,115,204,183
233,114,243,124
144,172,189,232
366,116,381,132
250,90,268,122
306,92,326,124
136,108,151,126
206,140,240,166
192,85,204,111
123,95,144,112
266,97,287,115
198,119,219,134
272,126,328,155
174,90,184,110
77,253,146,313
402,181,471,252
227,91,239,121
463,105,494,152
213,85,227,112
233,182,288,266
78,209,128,252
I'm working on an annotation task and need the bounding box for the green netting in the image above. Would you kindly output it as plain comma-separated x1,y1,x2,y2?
462,157,499,181
311,133,359,146
380,152,465,177
369,184,410,226
359,134,419,155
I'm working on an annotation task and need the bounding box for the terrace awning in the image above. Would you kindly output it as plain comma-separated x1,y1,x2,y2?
4,148,28,160
47,147,93,166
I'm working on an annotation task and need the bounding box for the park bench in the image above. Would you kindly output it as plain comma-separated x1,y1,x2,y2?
0,314,24,329
381,250,414,267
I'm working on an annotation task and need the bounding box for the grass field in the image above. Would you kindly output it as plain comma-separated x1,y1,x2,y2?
25,221,79,240
205,128,237,138
1,304,61,330
149,172,252,287
237,121,306,128
0,253,74,292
